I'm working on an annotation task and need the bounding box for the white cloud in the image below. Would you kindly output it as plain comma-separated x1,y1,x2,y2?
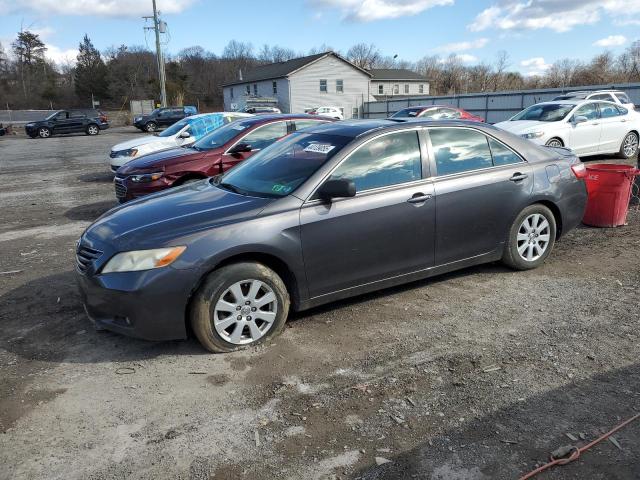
439,53,478,63
311,0,453,22
593,35,627,47
434,38,488,53
45,44,79,65
0,0,195,17
469,0,640,33
520,57,551,76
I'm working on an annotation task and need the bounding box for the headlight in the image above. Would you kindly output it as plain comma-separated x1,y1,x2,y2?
102,246,186,273
130,172,163,183
26,123,35,127
521,131,544,139
113,148,138,158
134,116,142,122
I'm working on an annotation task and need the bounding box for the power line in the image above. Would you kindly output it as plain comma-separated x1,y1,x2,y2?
143,0,167,107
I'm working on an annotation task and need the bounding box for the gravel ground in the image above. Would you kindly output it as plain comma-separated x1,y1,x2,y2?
0,128,639,480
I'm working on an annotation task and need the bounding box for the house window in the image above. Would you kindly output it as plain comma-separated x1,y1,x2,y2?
336,79,344,93
246,85,250,95
320,79,327,92
230,87,234,99
253,84,258,95
419,84,424,94
352,107,359,119
272,81,277,94
378,84,384,95
404,84,409,94
393,84,399,95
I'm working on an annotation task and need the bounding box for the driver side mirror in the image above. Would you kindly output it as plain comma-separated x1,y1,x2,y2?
317,179,356,201
228,143,252,154
179,131,191,139
572,115,588,124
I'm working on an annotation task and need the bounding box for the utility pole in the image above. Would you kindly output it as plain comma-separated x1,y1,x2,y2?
144,0,167,107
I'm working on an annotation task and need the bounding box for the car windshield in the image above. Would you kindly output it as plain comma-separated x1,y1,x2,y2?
192,121,250,150
391,108,424,118
149,108,161,116
158,119,189,137
217,133,351,198
511,104,574,122
45,111,61,120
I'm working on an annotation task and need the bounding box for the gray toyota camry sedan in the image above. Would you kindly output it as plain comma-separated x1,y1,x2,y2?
76,119,588,353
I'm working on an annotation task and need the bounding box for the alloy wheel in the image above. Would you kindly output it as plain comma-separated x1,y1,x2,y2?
517,213,551,262
39,128,50,138
623,133,638,157
88,125,98,135
213,279,278,345
546,139,562,148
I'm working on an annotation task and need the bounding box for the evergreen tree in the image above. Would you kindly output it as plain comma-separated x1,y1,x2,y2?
12,31,47,98
74,34,109,103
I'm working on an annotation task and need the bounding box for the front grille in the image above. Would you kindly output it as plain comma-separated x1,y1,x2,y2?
76,245,103,274
114,177,127,199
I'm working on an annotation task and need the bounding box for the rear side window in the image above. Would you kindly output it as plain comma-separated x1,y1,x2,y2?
616,105,629,115
488,138,522,166
598,102,621,118
438,108,461,119
615,93,631,104
572,103,599,120
590,94,615,102
330,130,422,192
240,121,288,150
429,128,492,176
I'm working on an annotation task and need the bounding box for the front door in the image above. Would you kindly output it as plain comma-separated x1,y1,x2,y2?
568,102,602,155
427,127,533,265
51,111,75,134
300,129,435,298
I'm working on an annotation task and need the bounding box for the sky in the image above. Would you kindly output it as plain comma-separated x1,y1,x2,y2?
1,0,639,77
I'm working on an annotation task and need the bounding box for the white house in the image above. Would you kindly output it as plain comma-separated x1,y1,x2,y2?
222,52,429,118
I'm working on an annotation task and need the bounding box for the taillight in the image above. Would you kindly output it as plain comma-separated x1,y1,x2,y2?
571,163,587,179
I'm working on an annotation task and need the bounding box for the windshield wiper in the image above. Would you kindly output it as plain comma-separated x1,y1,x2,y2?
218,182,247,195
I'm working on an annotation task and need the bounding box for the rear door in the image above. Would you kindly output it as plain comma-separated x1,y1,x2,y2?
68,111,87,133
597,102,627,153
51,111,73,134
300,129,435,298
220,120,289,171
567,102,602,155
427,127,533,265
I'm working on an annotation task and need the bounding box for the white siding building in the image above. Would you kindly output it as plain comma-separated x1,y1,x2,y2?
222,52,429,118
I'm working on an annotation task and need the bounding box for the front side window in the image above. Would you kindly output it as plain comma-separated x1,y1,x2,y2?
219,133,350,198
419,108,440,119
193,121,251,150
488,137,522,166
511,103,574,122
54,111,68,120
616,105,629,115
336,79,344,93
238,121,288,150
158,119,190,137
330,130,422,192
429,128,493,176
320,79,327,92
598,102,621,118
378,84,384,95
572,103,599,121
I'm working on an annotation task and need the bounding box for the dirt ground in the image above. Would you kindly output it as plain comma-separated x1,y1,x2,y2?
0,128,639,480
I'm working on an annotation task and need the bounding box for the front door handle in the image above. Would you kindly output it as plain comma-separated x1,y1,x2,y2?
510,172,528,182
407,193,433,203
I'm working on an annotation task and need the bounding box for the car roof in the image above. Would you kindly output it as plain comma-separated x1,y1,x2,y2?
185,112,252,121
533,99,620,107
397,105,459,110
233,113,330,126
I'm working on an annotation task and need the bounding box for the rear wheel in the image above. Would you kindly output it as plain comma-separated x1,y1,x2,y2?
190,262,290,353
86,124,99,135
545,138,563,148
38,127,51,138
618,131,638,159
145,122,157,132
502,204,556,270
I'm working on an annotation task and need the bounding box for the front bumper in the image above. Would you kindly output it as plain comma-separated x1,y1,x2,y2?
114,175,171,202
99,122,110,130
77,263,197,341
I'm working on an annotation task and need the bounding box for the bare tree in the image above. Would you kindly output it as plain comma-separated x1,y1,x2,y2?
346,43,381,70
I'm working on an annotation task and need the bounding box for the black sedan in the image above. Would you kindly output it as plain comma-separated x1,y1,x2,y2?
76,119,588,353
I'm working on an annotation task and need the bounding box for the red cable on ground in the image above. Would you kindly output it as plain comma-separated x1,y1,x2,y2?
518,412,640,480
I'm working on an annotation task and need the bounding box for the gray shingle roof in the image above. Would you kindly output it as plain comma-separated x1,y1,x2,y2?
368,69,427,81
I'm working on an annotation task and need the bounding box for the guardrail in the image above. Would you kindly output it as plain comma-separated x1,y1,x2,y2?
362,82,640,123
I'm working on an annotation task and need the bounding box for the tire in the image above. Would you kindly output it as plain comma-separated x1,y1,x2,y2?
617,131,638,159
86,124,100,136
145,122,157,132
190,262,290,353
502,204,556,271
38,127,51,138
545,138,563,148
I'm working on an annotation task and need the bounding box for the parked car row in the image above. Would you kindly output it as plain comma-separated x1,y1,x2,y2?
78,117,588,353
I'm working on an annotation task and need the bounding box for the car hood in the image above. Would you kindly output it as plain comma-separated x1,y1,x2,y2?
494,120,551,134
84,180,273,250
118,147,214,174
111,135,165,152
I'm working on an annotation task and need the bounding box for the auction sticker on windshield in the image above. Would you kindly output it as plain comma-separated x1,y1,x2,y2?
304,143,335,154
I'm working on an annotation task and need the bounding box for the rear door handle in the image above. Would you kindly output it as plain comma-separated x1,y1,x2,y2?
510,172,528,182
407,193,432,203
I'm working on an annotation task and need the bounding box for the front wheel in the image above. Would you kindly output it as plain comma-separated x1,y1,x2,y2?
190,262,290,353
502,204,556,270
618,131,638,159
145,122,157,132
38,127,51,138
545,138,563,148
86,124,99,135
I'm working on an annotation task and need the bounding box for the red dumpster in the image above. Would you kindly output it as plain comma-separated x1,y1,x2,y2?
582,164,639,227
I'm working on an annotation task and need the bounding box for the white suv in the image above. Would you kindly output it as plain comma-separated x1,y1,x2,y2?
313,106,344,120
553,90,635,110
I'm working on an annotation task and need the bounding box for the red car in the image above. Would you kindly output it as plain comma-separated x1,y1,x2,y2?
114,114,332,202
390,105,484,122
